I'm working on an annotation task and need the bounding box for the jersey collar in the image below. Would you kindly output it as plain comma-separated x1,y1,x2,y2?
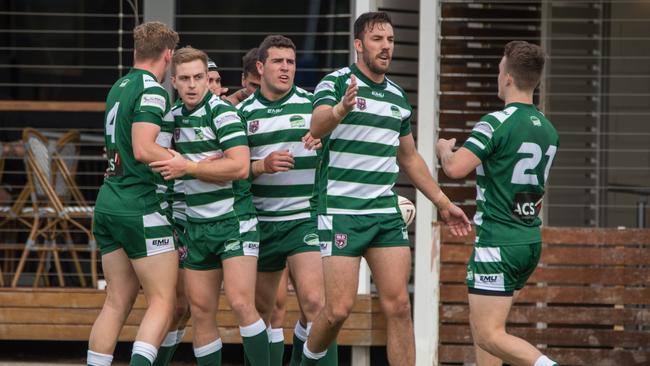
350,63,387,89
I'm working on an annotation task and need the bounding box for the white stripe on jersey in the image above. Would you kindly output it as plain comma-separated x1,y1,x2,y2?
329,151,398,173
488,106,518,123
330,123,399,146
184,179,232,194
466,137,486,150
253,169,315,186
186,198,234,219
250,141,317,161
175,126,216,143
327,180,394,200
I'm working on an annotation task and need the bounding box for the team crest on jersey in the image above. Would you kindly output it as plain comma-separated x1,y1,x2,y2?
174,128,181,141
391,105,401,119
193,128,205,140
290,115,306,128
334,233,348,249
249,120,259,133
119,79,130,88
356,97,367,110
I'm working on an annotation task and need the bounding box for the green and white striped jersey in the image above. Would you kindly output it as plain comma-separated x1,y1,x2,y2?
462,102,559,246
96,68,170,216
237,86,317,221
155,100,187,221
172,91,252,223
313,63,413,215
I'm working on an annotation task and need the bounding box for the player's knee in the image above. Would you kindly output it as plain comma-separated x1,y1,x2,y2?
230,297,256,318
300,292,325,319
380,293,411,320
174,299,189,321
471,324,502,353
325,301,353,325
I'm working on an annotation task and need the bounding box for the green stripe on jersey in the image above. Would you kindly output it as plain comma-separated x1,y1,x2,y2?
238,85,317,221
172,91,252,222
314,64,413,215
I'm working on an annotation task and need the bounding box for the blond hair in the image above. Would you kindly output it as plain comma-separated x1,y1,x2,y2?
133,21,179,62
172,46,208,76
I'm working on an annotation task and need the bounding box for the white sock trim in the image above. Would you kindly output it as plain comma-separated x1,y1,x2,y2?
87,350,113,366
161,330,178,347
132,341,157,364
176,328,186,345
240,318,267,338
294,321,308,342
534,355,558,366
270,328,285,343
303,343,327,360
194,338,223,358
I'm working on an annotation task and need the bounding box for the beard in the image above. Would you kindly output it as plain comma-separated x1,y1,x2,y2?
362,48,391,75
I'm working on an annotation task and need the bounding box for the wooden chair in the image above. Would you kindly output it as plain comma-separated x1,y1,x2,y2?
11,128,95,288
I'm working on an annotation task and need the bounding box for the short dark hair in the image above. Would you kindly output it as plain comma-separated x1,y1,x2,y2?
242,48,260,78
258,35,296,63
503,41,546,91
354,12,392,40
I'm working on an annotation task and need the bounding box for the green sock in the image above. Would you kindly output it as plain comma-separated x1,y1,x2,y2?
197,349,221,366
269,327,285,366
152,330,179,366
319,341,338,365
129,354,152,366
194,338,223,366
290,321,309,366
241,319,270,366
299,354,320,366
290,332,305,366
130,341,156,366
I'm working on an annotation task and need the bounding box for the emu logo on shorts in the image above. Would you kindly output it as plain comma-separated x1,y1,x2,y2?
249,120,259,134
334,233,348,249
152,238,171,247
303,233,320,246
356,97,367,110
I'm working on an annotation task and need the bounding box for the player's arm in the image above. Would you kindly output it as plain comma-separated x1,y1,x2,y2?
436,138,481,179
310,75,358,138
398,133,471,236
132,123,174,163
150,146,249,182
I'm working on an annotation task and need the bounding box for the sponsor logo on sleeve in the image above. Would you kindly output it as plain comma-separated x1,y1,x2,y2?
140,94,166,111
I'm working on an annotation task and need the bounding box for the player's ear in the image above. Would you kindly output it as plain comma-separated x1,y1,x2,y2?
256,60,264,77
354,38,363,54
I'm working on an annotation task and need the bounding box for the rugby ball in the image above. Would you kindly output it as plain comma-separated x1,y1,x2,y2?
398,195,416,226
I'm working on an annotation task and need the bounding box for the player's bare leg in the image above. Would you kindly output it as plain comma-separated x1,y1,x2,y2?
469,294,546,366
130,251,178,364
184,268,224,364
365,247,414,366
302,256,359,363
88,249,140,365
223,255,269,366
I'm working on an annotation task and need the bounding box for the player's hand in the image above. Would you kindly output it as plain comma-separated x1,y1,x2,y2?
150,149,188,180
264,150,294,173
339,74,358,114
219,87,229,96
302,132,322,150
436,138,456,157
438,202,472,236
